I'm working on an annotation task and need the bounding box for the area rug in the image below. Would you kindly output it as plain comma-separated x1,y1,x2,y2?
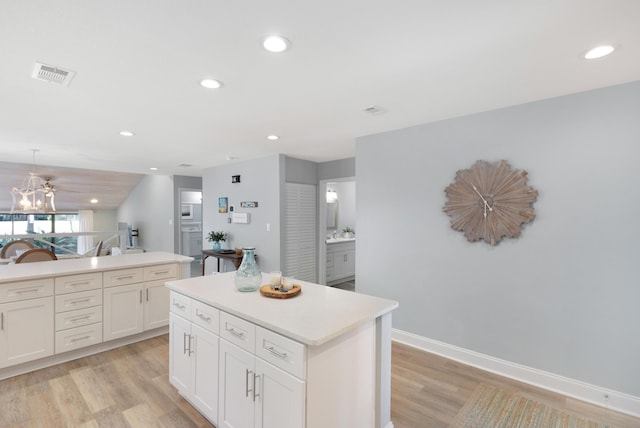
449,384,611,428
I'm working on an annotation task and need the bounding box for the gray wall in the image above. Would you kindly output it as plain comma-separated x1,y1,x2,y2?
118,174,175,252
319,158,355,180
202,155,282,273
356,81,640,396
92,209,117,233
285,156,318,184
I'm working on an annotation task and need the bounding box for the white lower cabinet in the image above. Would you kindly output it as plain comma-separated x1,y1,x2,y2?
219,339,304,428
103,265,177,341
169,304,220,424
0,296,54,368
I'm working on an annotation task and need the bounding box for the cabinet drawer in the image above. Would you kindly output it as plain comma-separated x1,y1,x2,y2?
0,278,54,303
103,268,144,287
55,272,102,295
144,264,177,281
55,322,102,354
256,327,306,379
55,305,103,331
220,312,255,353
192,300,220,335
55,289,102,313
169,291,192,318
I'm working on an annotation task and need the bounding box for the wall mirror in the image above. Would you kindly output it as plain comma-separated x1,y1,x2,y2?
327,202,338,230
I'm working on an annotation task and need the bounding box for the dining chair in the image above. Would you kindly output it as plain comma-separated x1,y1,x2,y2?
93,240,104,257
1,240,34,259
14,248,58,263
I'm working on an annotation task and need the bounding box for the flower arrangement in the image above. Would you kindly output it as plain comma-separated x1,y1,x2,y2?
207,231,227,243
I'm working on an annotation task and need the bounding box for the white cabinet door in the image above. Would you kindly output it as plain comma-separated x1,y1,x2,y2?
169,313,192,394
332,249,355,280
255,358,305,428
143,279,170,330
192,324,219,423
103,283,144,341
0,297,54,368
219,339,255,428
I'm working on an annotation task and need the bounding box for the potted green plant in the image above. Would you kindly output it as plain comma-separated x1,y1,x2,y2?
342,226,354,238
207,231,227,252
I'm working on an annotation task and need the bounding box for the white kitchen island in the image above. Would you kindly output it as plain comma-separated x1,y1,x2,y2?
0,251,192,379
166,272,398,428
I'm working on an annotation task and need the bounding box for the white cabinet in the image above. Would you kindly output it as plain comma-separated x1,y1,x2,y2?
219,339,304,428
0,278,55,368
103,264,177,341
326,241,355,283
169,294,220,424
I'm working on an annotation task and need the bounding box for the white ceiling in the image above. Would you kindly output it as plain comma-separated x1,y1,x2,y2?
0,1,639,208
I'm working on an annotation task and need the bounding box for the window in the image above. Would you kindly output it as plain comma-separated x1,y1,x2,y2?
0,213,79,254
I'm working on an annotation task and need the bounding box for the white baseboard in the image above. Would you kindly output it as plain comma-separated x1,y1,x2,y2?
392,329,640,418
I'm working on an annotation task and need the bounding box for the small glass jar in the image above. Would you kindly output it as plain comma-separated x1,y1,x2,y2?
234,247,261,292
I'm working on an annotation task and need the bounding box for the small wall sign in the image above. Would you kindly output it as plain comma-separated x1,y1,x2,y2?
240,201,258,208
231,175,241,183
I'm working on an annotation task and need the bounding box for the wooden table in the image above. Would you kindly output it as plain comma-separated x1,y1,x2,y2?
201,249,251,275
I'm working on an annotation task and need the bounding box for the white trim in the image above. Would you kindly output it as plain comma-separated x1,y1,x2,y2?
392,329,640,418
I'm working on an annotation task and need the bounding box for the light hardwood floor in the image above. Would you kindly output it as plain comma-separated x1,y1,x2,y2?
1,336,638,427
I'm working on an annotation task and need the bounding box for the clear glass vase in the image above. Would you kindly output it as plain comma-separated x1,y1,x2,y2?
234,247,261,292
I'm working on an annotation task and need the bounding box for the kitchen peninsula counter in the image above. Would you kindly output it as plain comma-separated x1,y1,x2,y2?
0,251,193,283
165,272,398,428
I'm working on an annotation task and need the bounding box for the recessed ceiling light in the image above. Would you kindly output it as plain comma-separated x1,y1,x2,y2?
90,198,98,204
119,131,135,137
150,167,158,171
200,79,223,89
584,45,615,59
263,36,290,53
267,135,279,141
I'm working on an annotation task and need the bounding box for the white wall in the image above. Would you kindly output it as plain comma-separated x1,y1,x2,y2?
202,155,282,273
118,174,175,252
356,81,640,397
92,209,117,232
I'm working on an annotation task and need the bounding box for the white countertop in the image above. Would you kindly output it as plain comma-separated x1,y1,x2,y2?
166,272,398,346
0,252,193,283
325,237,356,244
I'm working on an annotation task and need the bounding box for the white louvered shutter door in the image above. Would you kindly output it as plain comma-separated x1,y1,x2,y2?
283,183,317,283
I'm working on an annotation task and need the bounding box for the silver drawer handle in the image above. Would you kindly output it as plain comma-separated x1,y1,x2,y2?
267,346,288,360
153,270,169,275
227,327,244,338
71,298,91,304
173,302,186,310
69,281,90,287
197,312,211,322
116,275,134,280
70,315,91,322
70,335,91,343
15,288,40,294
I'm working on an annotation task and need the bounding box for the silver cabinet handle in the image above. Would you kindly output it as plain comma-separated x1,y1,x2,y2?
15,288,40,294
71,298,91,305
70,335,91,343
245,369,253,398
183,332,189,355
153,270,169,275
1,312,3,331
146,288,149,301
188,334,194,356
139,290,142,303
253,373,260,402
266,346,288,360
70,315,91,323
227,327,244,338
197,311,211,322
116,275,134,281
69,281,90,287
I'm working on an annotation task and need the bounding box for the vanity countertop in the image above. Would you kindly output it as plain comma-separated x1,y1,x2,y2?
325,237,356,244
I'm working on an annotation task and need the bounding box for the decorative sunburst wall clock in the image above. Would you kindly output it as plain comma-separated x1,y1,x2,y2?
443,160,538,245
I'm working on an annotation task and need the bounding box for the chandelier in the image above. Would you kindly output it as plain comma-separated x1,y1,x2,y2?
10,149,56,213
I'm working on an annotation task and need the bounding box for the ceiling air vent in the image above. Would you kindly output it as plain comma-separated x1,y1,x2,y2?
363,105,386,116
31,62,76,86
177,163,193,168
